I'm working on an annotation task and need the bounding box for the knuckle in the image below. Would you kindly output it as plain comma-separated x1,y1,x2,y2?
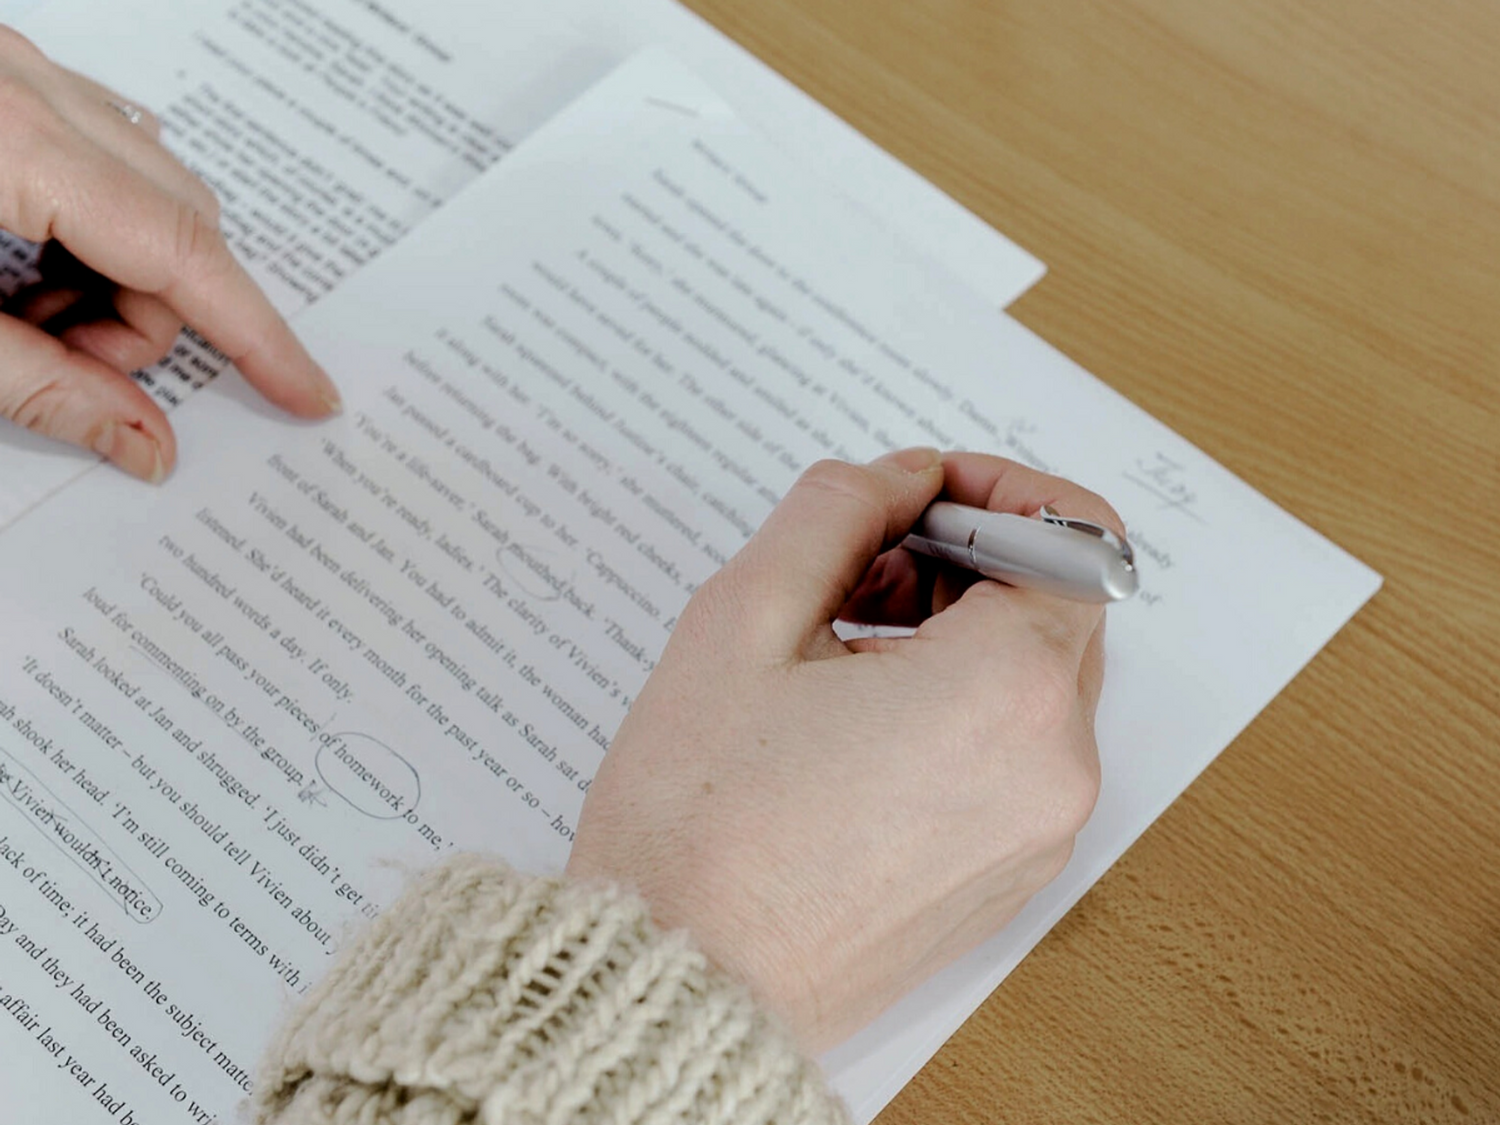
197,188,223,226
678,560,786,658
1049,750,1102,838
791,459,889,565
1005,651,1079,736
144,313,186,356
172,160,222,226
0,72,55,149
981,639,1101,840
0,25,43,59
0,368,71,439
1031,610,1089,666
0,84,68,240
1031,839,1078,891
170,200,227,279
673,570,739,649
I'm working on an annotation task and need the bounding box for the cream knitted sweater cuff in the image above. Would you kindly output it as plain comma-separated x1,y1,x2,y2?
252,856,850,1125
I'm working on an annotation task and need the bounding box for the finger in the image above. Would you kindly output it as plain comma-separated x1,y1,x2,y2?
57,288,182,374
918,453,1121,664
70,71,164,140
838,549,934,627
838,545,987,626
721,448,944,656
852,564,1110,678
942,453,1126,537
897,455,1123,672
26,46,214,219
842,454,1124,627
5,283,87,327
63,88,219,220
0,313,175,481
21,247,179,372
5,31,197,209
908,557,1107,683
23,248,183,372
8,245,106,326
2,102,340,417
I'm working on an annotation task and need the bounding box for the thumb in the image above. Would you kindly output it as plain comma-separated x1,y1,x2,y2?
724,448,943,657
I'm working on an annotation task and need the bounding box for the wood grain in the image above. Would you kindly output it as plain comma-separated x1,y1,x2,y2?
677,1,1500,1120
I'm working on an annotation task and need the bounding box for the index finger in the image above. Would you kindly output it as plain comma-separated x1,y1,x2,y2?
840,454,1126,629
910,455,1114,664
9,109,339,417
940,453,1126,537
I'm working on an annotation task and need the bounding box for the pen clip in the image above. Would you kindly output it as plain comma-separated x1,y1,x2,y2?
1038,505,1135,570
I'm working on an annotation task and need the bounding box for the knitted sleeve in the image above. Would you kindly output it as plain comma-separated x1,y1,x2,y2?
252,856,851,1125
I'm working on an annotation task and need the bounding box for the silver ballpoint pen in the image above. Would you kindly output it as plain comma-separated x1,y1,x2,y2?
902,501,1138,603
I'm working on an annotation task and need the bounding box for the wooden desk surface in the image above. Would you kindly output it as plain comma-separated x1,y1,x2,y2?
680,1,1500,1120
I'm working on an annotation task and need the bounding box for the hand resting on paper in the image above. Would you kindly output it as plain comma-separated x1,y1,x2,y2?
0,26,339,483
568,448,1120,1051
256,450,1122,1123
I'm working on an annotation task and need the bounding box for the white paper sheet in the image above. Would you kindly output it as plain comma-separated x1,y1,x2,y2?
0,0,1044,529
0,51,1379,1124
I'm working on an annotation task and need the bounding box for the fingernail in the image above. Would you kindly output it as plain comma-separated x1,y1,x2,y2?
97,422,168,484
314,365,343,416
874,446,942,474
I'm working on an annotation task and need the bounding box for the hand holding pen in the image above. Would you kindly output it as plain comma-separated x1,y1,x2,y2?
835,451,1134,644
573,448,1121,1049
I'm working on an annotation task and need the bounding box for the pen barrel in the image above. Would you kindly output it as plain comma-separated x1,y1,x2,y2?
904,503,1137,603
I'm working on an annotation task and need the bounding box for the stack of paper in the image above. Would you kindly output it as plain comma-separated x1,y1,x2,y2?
0,4,1379,1123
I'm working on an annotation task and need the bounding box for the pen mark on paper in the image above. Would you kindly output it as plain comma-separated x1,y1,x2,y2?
129,644,217,712
0,746,163,924
645,98,702,118
497,542,572,603
1123,454,1206,524
313,731,420,821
